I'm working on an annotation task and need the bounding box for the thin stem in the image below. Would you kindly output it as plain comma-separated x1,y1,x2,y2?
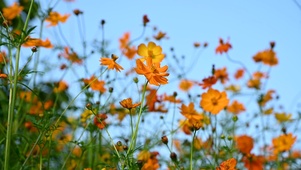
190,130,197,170
4,0,34,169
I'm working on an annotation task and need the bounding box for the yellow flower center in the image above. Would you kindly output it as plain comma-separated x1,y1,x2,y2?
148,50,154,58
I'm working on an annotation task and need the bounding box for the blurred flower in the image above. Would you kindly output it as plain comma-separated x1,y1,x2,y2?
216,158,237,170
227,100,246,114
235,135,254,154
180,102,203,121
53,81,68,93
46,12,70,27
214,67,229,84
242,154,264,170
162,93,181,103
94,113,108,130
143,15,150,26
2,2,23,20
179,79,194,91
83,75,106,93
215,38,232,54
234,68,244,79
60,47,82,64
137,42,164,63
135,59,169,86
0,73,7,78
200,88,229,114
193,42,201,48
273,133,296,154
119,98,141,109
199,76,217,89
253,49,278,66
225,84,241,93
100,54,124,72
119,32,130,49
141,152,160,170
23,37,53,48
275,112,292,123
153,31,167,41
258,90,275,106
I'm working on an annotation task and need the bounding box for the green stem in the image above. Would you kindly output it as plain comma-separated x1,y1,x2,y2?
4,1,34,169
190,130,197,170
127,81,148,155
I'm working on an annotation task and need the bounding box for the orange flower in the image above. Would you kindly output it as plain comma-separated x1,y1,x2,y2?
137,42,164,63
153,31,167,41
0,73,7,78
53,81,68,93
123,46,137,60
135,59,169,86
0,51,8,64
23,37,53,48
234,68,244,79
235,135,254,154
199,76,217,89
258,90,275,106
141,152,160,170
119,32,130,49
45,12,70,27
253,49,278,66
100,54,123,72
94,113,108,130
275,112,292,123
146,89,158,112
163,93,181,103
272,133,296,154
214,67,229,84
200,88,229,114
83,75,106,93
60,47,82,64
216,158,237,170
2,2,23,20
193,42,201,48
179,79,194,91
227,100,246,114
119,98,141,109
180,102,203,121
215,38,232,54
242,154,264,170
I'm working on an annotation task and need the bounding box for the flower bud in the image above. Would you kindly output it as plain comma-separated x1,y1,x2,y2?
161,136,168,144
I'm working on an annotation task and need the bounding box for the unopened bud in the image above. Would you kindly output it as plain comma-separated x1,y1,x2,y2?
161,136,168,144
31,46,37,52
170,152,177,162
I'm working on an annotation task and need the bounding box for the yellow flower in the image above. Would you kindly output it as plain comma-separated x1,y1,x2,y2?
200,88,229,114
275,112,292,123
2,2,23,20
137,42,164,63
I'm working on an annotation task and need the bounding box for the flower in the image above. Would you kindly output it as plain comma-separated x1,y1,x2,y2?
60,47,82,64
162,93,181,103
23,37,53,48
180,102,203,121
216,158,237,170
215,38,232,54
119,98,141,109
179,79,194,91
153,31,167,41
83,75,106,93
258,90,275,106
235,135,254,154
234,68,244,79
53,81,68,93
275,112,292,123
137,42,164,63
272,133,297,154
100,54,124,72
227,100,246,114
119,32,130,50
200,88,229,114
214,67,229,84
2,2,23,20
242,154,264,170
199,76,217,89
253,49,278,66
135,59,169,86
45,12,70,27
94,113,108,130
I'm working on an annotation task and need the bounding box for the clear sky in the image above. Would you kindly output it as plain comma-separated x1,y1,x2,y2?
46,0,301,112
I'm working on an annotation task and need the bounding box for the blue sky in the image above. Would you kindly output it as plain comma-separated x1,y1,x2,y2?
47,0,301,112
